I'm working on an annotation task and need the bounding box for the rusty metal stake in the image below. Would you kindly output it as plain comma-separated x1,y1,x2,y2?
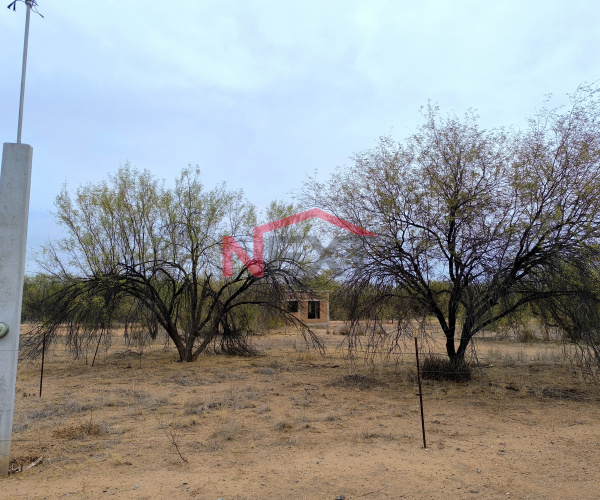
91,331,103,367
414,328,427,449
38,329,46,397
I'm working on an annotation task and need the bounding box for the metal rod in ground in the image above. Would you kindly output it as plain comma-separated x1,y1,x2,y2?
91,331,103,367
39,329,46,397
414,328,427,449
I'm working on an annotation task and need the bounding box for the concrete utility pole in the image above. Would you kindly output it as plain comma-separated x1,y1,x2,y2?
0,0,36,478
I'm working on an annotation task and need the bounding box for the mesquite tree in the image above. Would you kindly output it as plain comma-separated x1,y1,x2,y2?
22,165,320,362
306,84,600,362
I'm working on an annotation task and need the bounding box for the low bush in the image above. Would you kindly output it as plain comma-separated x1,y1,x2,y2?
420,355,472,382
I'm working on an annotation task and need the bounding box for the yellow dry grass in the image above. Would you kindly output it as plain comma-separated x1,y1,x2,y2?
3,325,600,499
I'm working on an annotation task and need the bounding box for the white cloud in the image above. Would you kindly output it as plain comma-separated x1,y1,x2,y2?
0,0,599,258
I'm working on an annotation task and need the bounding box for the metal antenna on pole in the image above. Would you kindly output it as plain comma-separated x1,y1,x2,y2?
7,0,43,143
16,1,30,144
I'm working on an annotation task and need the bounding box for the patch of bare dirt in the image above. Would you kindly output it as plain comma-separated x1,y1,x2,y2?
3,326,600,499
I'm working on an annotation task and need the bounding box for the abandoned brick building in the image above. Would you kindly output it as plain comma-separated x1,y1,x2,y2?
285,290,330,327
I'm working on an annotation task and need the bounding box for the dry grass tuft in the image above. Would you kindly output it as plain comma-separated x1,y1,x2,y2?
213,370,248,382
183,400,210,415
52,420,108,440
328,374,387,390
531,387,582,400
211,419,242,441
221,385,262,409
28,398,93,420
274,420,294,431
255,405,271,414
256,367,277,375
204,439,223,452
358,429,396,442
162,372,208,386
111,388,169,410
184,385,261,414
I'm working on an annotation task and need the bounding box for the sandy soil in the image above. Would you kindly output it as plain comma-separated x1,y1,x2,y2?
3,325,600,499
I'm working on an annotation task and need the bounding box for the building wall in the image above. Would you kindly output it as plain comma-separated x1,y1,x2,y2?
286,291,329,326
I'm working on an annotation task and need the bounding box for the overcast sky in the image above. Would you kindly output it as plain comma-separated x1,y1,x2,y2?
1,0,599,269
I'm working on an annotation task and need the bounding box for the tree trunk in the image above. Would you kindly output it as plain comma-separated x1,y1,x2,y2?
455,334,470,362
445,332,470,363
445,335,457,359
182,346,194,362
175,333,214,362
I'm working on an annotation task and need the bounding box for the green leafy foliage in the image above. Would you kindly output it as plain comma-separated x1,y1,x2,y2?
22,166,322,362
306,84,600,362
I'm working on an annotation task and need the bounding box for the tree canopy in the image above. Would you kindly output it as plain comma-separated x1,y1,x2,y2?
305,84,600,362
23,165,321,362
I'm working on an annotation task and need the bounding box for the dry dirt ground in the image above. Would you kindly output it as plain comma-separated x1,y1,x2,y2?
3,323,600,499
